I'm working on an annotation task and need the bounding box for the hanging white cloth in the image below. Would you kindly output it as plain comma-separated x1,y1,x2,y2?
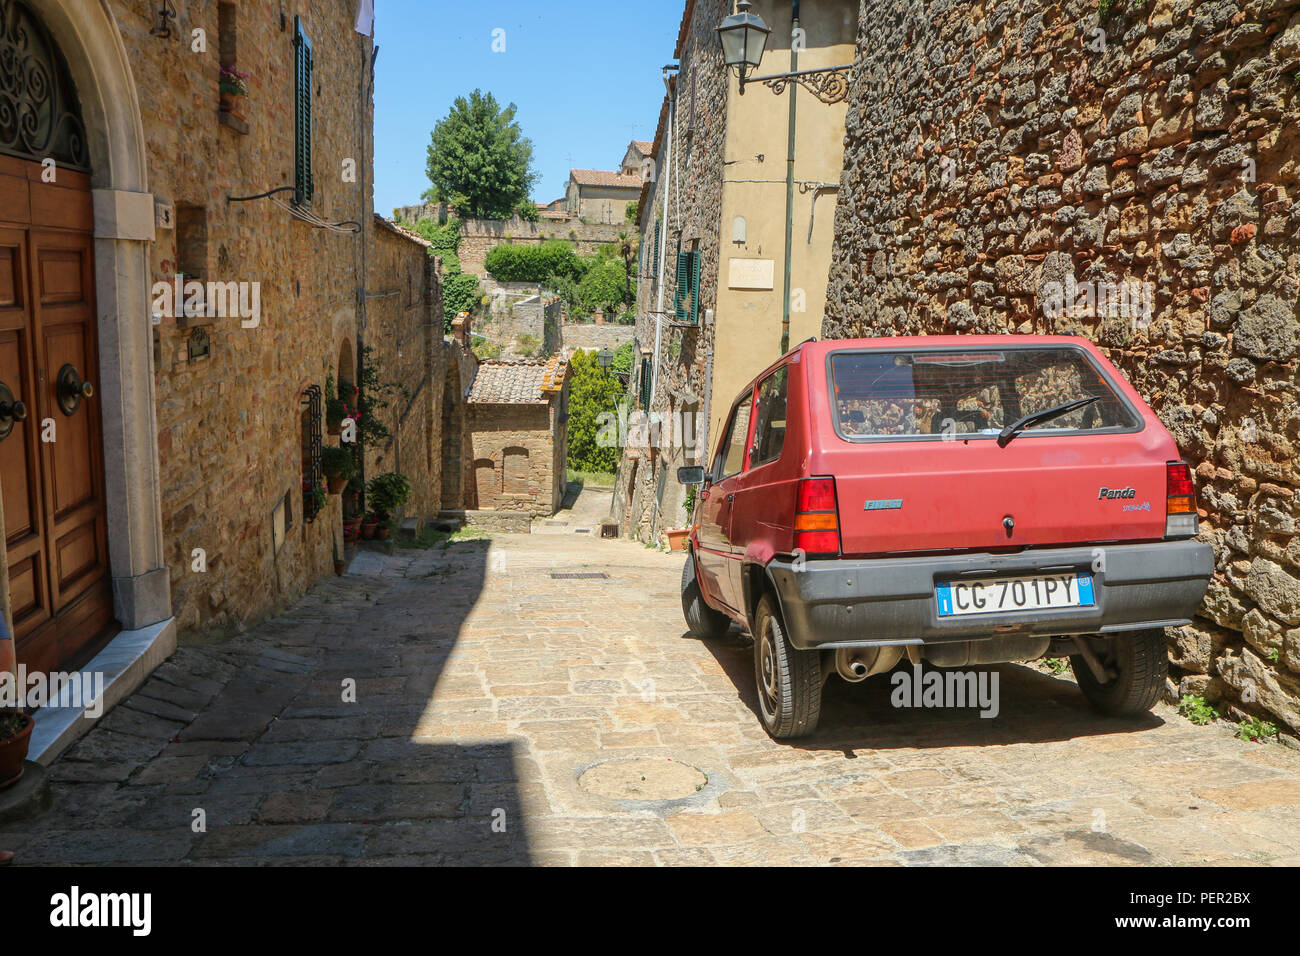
355,0,375,36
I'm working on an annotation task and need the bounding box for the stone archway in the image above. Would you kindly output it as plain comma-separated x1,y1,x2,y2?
16,0,170,632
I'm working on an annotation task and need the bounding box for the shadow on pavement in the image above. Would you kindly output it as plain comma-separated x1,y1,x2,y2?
1,539,533,866
695,627,1166,752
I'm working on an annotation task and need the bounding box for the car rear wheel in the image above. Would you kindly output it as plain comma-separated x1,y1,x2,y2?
681,554,730,640
1070,630,1168,717
754,593,821,739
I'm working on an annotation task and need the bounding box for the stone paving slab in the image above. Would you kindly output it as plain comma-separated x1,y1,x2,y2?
5,509,1300,866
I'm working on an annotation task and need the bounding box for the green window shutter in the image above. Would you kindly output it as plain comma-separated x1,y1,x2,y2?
651,222,661,273
689,251,701,325
639,358,652,408
294,18,314,206
674,252,689,323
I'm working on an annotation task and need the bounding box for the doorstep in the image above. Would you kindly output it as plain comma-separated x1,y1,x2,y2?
28,617,177,766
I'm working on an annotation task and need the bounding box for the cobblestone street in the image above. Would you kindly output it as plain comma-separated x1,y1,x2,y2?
6,512,1300,866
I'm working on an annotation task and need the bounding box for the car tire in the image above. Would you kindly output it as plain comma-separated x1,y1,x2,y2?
681,554,730,640
753,593,821,739
1070,629,1168,717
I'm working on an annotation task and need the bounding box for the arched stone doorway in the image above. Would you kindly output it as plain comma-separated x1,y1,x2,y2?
0,0,171,662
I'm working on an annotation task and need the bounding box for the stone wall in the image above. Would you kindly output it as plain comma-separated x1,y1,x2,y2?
391,204,629,277
127,0,373,637
365,221,445,521
823,0,1300,731
615,0,730,545
561,323,635,353
465,403,564,516
475,281,550,358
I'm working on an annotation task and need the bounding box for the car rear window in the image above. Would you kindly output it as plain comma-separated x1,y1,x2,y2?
827,346,1141,441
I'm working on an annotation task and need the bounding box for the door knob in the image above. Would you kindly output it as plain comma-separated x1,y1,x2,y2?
56,364,94,416
0,381,26,440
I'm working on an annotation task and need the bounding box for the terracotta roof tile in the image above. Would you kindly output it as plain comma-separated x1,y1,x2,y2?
570,169,644,189
467,357,568,405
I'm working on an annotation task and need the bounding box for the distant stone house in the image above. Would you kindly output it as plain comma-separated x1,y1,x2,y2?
565,169,644,224
464,357,570,517
620,140,654,178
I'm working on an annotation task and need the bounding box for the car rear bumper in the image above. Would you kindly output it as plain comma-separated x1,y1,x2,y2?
766,540,1213,651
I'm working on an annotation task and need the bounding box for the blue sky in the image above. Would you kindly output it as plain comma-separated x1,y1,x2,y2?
372,1,684,217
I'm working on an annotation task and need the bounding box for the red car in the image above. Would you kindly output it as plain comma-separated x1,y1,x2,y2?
678,336,1213,739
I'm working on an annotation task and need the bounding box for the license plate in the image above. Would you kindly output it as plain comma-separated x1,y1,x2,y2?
936,572,1095,617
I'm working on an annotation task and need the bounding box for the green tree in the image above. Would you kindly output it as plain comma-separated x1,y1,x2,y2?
566,350,622,474
425,91,537,220
578,259,630,313
516,200,540,222
611,340,635,376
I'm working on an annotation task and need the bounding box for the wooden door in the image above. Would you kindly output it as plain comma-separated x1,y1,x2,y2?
0,155,115,675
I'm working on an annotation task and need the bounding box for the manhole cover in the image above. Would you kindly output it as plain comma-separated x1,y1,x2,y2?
579,758,706,801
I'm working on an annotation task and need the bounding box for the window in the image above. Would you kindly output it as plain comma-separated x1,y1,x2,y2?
827,346,1141,442
674,249,700,324
651,221,662,274
713,392,754,481
750,366,788,467
293,17,313,206
639,357,652,409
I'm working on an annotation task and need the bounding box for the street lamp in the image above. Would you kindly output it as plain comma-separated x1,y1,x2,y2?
717,0,770,94
716,2,852,104
597,347,613,370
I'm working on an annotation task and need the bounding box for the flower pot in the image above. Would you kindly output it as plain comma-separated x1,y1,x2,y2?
666,528,689,552
334,559,346,576
361,518,379,540
376,525,391,541
326,475,348,495
0,713,34,790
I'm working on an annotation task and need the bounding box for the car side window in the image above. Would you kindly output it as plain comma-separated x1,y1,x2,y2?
750,366,788,467
715,393,753,481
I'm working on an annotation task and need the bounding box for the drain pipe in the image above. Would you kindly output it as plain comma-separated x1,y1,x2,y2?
780,0,800,355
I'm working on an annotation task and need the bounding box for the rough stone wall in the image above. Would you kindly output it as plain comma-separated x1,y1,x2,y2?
823,0,1300,731
365,225,444,521
614,0,729,545
465,404,559,516
390,204,630,277
122,0,373,636
475,281,548,358
560,323,635,353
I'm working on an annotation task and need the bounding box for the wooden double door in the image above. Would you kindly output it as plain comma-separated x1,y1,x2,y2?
0,155,115,674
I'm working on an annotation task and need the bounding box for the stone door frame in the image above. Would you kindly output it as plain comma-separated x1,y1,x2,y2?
0,0,171,634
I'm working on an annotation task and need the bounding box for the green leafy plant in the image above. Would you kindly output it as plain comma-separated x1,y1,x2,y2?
1041,657,1070,676
1267,647,1280,663
486,240,585,283
321,446,355,480
219,66,250,97
424,90,537,220
516,200,540,222
354,345,403,451
516,333,541,358
0,711,27,739
1237,717,1279,743
684,484,696,519
566,349,622,475
1178,694,1219,726
367,472,411,521
443,273,481,330
611,340,634,375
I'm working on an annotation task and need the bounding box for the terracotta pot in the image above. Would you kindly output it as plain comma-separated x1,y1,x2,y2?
326,475,348,494
334,559,346,576
0,713,34,790
376,525,391,541
361,519,379,540
666,528,689,552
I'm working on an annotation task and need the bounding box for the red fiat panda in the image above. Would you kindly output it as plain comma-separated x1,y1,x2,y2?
678,336,1213,739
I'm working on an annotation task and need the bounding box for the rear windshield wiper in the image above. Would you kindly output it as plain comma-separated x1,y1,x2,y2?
996,395,1100,447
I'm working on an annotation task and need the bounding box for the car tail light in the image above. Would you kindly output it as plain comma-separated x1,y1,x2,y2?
1165,461,1198,538
795,477,840,556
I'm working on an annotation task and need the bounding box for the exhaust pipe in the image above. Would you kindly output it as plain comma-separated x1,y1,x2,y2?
835,646,906,683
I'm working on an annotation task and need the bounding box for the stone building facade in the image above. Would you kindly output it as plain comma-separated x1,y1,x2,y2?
822,0,1300,732
0,0,457,742
464,357,569,518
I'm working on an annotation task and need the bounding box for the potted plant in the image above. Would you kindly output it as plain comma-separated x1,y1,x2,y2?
219,66,251,119
367,472,411,540
665,528,690,551
0,709,34,790
361,514,380,540
321,446,355,495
